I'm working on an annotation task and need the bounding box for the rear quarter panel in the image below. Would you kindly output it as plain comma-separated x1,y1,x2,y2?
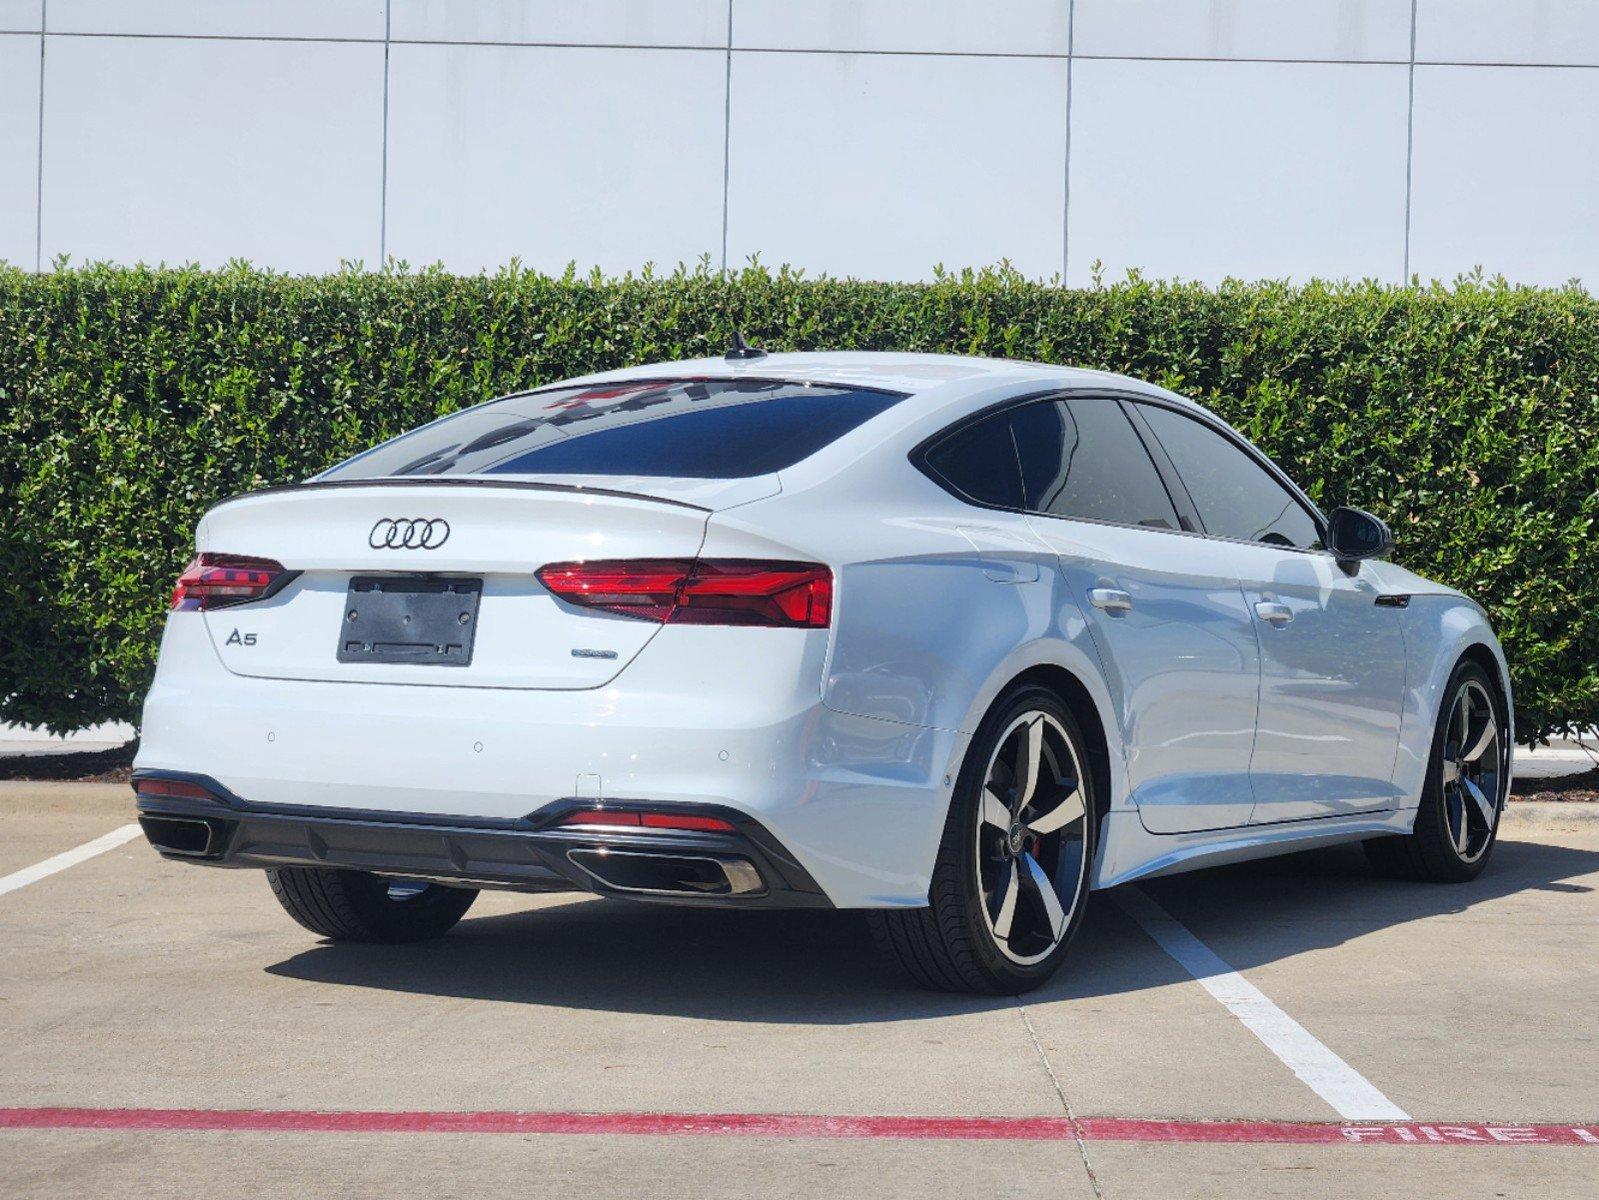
706,448,1127,799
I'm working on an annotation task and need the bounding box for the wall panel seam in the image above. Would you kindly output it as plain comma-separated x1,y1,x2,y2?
379,0,390,265
1062,0,1075,284
17,29,1599,70
41,30,384,45
1403,0,1418,283
26,30,1595,70
720,0,733,274
33,0,45,271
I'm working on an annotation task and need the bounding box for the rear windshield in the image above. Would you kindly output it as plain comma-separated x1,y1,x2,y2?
320,377,908,481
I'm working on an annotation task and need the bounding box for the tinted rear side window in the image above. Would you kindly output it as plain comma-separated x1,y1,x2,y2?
1011,399,1181,530
920,412,1025,509
320,378,907,481
1136,403,1323,549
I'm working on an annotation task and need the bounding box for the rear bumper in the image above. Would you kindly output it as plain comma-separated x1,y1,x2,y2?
133,771,831,909
135,613,966,908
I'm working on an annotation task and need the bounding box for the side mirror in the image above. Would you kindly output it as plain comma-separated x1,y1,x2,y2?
1326,506,1393,563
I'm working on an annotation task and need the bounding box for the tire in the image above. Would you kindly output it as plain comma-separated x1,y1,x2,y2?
1365,659,1508,883
870,684,1097,994
267,867,478,943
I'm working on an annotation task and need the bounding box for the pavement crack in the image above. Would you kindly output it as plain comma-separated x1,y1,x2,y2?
1016,999,1105,1200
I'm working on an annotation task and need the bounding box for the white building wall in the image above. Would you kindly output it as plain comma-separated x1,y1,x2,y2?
1,1,1596,285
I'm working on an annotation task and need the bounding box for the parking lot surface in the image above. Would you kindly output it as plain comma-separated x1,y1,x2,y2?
2,782,1596,1198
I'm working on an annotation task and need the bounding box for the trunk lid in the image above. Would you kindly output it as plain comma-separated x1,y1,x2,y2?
196,480,727,689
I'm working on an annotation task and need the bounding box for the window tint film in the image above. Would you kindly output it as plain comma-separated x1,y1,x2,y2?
921,412,1025,509
320,378,907,481
1011,399,1180,530
1137,403,1322,549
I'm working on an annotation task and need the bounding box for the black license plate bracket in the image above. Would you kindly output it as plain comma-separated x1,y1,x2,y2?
337,576,483,667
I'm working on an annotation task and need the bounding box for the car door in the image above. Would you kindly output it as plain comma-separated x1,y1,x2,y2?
1131,401,1407,823
1011,396,1263,834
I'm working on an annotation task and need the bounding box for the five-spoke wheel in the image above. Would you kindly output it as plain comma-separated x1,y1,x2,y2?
1439,677,1504,863
975,712,1090,965
870,684,1096,993
1366,659,1508,882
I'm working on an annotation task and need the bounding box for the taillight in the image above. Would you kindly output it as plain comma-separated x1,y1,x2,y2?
170,553,285,611
536,559,832,628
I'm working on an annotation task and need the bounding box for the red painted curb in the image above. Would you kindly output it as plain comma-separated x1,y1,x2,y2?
0,1109,1058,1139
2,1108,1598,1146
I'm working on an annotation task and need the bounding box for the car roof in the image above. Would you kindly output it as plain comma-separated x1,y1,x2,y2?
542,351,1199,410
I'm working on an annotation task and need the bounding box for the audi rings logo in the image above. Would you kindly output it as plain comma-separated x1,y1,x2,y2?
369,517,450,550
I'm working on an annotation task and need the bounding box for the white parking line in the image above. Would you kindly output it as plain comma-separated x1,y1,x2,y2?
1115,885,1410,1122
0,825,142,899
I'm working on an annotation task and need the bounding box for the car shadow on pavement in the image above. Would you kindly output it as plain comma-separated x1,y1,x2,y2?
1076,835,1599,992
267,899,1020,1024
264,836,1599,1022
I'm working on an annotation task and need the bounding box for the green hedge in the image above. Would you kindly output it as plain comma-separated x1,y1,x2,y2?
1,263,1595,742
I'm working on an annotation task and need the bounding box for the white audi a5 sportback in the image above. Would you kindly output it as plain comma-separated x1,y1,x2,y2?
134,351,1511,993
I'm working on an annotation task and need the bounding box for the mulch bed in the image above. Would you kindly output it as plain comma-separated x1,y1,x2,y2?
0,740,138,784
1512,765,1599,803
1,738,1596,800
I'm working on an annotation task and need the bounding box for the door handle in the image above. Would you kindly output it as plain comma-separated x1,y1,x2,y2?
1255,601,1293,625
1088,588,1133,613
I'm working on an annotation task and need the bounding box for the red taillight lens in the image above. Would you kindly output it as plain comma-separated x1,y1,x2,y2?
134,777,217,801
557,808,736,833
536,559,832,628
640,812,737,832
558,810,644,828
676,561,833,628
536,560,693,623
170,552,285,611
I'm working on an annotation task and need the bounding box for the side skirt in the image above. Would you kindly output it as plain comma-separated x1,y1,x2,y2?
1091,808,1416,890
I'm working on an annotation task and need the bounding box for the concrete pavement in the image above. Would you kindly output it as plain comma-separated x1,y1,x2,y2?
1,783,1595,1198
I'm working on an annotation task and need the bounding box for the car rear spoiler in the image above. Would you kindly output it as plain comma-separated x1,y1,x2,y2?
205,476,712,519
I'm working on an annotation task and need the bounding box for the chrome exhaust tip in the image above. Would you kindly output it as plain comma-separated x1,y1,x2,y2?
566,848,766,898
